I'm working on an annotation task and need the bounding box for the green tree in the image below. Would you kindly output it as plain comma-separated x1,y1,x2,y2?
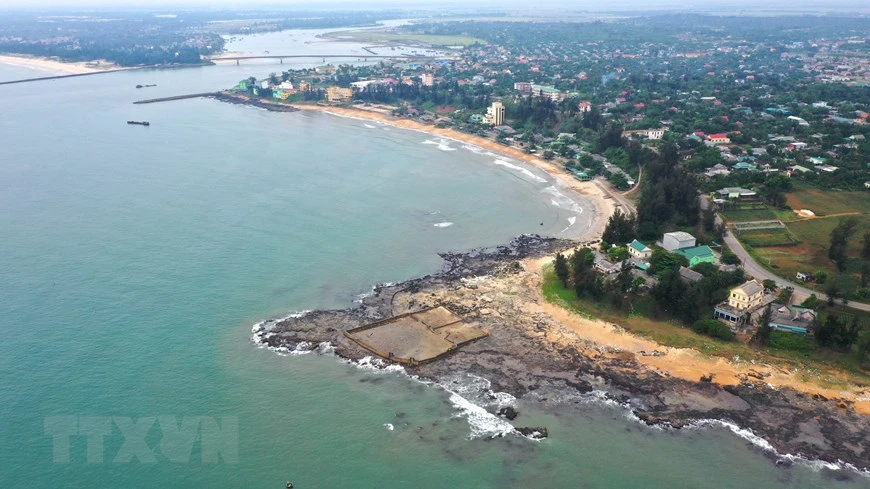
828,217,859,272
762,279,777,292
554,253,569,288
755,305,773,346
862,232,870,260
602,208,637,246
857,334,870,370
815,314,861,352
649,248,689,276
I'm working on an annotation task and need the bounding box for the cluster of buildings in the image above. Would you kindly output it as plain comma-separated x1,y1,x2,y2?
597,231,816,335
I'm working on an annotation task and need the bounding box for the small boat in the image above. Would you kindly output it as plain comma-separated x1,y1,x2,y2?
127,120,150,126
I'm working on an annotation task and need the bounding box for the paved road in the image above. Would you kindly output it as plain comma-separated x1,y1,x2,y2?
722,221,870,312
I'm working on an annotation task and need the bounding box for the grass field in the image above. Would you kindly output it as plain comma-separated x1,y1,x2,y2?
721,207,778,222
326,30,483,47
731,185,870,298
786,185,870,217
737,227,799,247
541,267,870,385
749,215,870,293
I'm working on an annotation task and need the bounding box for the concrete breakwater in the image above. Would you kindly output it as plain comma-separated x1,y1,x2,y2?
133,92,219,104
133,92,300,112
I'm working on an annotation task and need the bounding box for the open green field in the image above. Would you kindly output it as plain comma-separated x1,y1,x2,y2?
325,29,483,47
786,184,870,217
721,206,778,222
541,267,870,385
736,227,799,247
732,185,870,299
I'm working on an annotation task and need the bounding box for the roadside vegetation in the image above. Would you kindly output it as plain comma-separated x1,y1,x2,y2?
542,266,870,387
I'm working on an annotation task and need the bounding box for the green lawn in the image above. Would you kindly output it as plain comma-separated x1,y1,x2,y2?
737,227,799,247
721,206,778,222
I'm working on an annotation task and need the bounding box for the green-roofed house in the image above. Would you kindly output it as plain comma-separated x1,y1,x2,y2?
627,239,652,260
675,245,716,267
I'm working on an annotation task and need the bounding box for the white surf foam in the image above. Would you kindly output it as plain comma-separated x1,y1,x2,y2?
558,216,578,234
422,138,457,152
685,419,868,475
543,186,584,213
433,222,454,228
461,144,488,155
364,123,376,129
492,159,548,183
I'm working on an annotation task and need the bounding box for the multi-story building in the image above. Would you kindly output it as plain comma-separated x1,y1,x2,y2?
422,73,435,87
484,101,505,126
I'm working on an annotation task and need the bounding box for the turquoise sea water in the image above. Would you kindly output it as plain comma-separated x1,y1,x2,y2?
0,32,867,488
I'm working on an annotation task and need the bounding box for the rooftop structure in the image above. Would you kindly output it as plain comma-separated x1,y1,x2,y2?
662,231,696,252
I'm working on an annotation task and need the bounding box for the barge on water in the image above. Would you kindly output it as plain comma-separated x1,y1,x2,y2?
127,120,150,126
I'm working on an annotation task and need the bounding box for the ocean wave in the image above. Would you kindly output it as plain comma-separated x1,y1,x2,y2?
543,186,584,213
354,281,398,303
364,123,376,129
558,216,578,234
433,222,454,228
492,159,548,183
685,419,868,476
251,325,870,472
422,138,457,152
251,311,332,356
461,144,492,155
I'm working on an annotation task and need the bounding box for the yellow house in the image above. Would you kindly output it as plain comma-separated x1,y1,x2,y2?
728,280,764,311
298,81,311,92
707,133,731,144
326,86,354,102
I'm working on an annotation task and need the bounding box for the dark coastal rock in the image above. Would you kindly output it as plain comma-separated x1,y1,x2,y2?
497,406,518,420
255,233,870,473
516,427,548,439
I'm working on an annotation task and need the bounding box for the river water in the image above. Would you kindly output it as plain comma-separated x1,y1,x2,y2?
0,27,866,489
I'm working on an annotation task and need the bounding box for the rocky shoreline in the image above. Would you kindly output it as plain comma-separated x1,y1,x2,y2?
255,234,870,474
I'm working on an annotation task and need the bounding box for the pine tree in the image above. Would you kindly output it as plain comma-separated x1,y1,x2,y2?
755,305,773,346
554,253,569,288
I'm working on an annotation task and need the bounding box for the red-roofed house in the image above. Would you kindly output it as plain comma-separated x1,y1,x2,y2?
708,133,731,144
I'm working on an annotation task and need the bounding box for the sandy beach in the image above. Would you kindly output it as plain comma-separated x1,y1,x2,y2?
0,54,121,75
216,97,870,418
289,103,620,241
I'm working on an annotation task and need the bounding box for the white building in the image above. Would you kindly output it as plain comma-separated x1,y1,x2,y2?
422,73,435,87
647,128,666,140
484,101,505,126
662,232,696,252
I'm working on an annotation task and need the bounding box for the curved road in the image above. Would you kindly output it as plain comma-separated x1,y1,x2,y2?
722,226,870,312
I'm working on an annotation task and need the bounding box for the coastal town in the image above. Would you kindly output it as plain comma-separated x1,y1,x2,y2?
3,6,870,484
223,15,870,375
